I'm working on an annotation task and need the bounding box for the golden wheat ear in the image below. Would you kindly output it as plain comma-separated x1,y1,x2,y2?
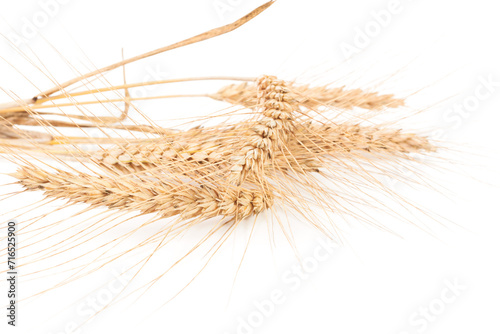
211,80,405,111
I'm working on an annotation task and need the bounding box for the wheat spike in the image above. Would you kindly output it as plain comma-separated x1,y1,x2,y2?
13,165,274,221
211,81,405,110
228,75,298,185
91,121,434,179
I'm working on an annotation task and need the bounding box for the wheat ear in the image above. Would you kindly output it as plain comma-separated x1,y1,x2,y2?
228,75,298,185
13,165,274,221
211,81,405,111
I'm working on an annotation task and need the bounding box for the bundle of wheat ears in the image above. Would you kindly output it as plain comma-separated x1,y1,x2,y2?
0,1,440,305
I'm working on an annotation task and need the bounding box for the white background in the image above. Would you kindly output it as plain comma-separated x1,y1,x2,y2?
0,0,499,333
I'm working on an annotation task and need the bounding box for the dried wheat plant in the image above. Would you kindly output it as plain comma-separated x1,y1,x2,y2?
0,0,443,321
